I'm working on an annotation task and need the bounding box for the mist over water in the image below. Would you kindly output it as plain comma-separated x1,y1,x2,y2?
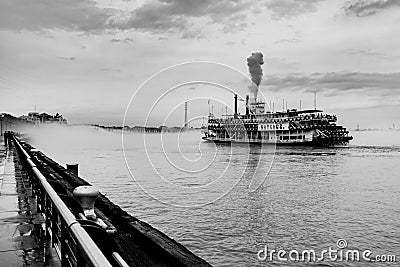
351,130,400,147
26,126,400,266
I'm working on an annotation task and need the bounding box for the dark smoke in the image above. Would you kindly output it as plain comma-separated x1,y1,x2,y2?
247,52,264,101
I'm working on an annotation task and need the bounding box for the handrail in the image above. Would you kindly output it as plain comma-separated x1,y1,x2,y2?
13,136,113,267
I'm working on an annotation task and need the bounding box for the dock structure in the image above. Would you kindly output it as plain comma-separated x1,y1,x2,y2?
0,135,61,266
1,132,211,267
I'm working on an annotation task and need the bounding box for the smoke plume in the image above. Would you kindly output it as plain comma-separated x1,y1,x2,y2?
247,52,264,101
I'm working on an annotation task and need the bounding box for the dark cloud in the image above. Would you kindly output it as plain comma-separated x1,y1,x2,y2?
0,0,251,37
154,0,249,21
262,72,400,96
0,0,335,38
264,0,326,19
110,37,135,44
221,13,248,33
343,0,400,17
0,0,116,32
110,7,189,32
57,56,76,61
181,28,203,39
117,0,250,34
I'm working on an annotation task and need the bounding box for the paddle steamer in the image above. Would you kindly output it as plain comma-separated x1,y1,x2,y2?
203,95,353,146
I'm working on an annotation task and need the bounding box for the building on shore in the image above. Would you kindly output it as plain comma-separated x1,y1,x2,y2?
0,113,34,136
20,112,67,125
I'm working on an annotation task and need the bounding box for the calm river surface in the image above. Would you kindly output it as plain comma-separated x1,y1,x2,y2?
28,126,400,266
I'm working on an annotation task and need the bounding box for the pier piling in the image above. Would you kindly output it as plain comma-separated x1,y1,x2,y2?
66,163,79,176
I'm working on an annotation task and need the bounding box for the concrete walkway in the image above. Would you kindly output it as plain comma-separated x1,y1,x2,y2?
0,137,60,267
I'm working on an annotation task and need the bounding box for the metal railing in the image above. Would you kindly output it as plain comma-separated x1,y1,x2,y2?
12,135,113,267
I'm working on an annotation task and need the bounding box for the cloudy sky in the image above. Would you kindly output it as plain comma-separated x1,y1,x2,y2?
0,0,399,129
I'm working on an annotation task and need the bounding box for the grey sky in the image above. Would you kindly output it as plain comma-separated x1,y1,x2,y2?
0,0,399,128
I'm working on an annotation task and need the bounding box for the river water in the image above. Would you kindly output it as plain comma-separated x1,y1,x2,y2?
27,126,400,266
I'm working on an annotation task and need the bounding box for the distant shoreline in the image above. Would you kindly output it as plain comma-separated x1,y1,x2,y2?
90,124,203,133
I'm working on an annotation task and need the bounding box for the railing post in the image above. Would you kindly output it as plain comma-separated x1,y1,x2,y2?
60,220,68,267
45,195,51,241
51,204,57,247
66,164,79,176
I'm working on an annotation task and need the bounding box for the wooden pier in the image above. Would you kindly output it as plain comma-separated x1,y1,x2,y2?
1,132,211,267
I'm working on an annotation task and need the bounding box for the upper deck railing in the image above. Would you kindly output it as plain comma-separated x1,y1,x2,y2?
208,113,337,125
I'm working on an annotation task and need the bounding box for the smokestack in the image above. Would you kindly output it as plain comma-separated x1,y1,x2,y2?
184,101,188,128
246,95,250,115
234,94,238,118
314,91,317,110
247,52,264,101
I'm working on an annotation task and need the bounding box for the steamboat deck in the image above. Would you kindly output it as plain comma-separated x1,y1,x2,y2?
203,95,352,147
